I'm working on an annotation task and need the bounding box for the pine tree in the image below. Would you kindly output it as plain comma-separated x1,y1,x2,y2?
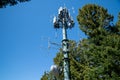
41,72,49,80
0,0,30,8
116,13,120,33
77,4,120,80
77,4,113,38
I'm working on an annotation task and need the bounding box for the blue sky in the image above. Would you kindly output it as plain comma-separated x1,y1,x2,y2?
0,0,120,80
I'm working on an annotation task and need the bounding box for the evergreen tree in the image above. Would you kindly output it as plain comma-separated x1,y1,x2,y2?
41,72,49,80
77,4,113,38
116,13,120,33
0,0,30,8
77,4,120,80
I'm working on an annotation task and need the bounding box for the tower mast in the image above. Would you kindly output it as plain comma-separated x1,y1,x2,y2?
53,7,74,80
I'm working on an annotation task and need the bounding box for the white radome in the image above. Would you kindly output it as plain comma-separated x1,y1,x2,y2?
50,65,59,76
50,65,57,71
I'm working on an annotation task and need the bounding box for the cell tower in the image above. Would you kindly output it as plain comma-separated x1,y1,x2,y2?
53,7,74,80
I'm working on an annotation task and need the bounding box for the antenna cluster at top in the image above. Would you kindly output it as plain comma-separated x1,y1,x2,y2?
53,7,75,29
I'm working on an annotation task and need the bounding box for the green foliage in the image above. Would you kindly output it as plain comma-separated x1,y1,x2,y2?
41,71,58,80
41,4,120,80
0,0,30,8
116,13,120,32
77,4,113,38
41,72,49,80
78,38,120,80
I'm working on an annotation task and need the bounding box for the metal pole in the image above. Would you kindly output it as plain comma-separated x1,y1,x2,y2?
62,19,70,80
53,7,74,80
